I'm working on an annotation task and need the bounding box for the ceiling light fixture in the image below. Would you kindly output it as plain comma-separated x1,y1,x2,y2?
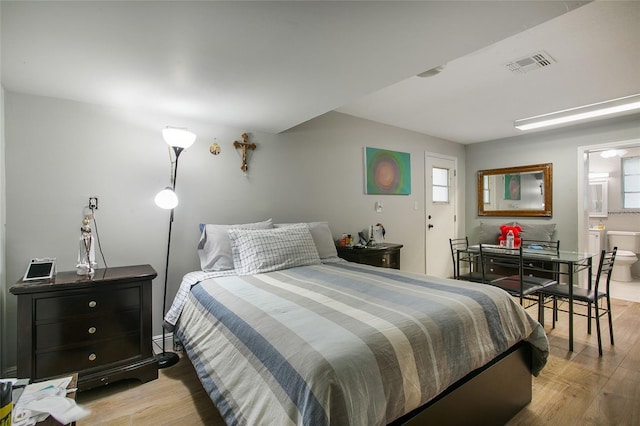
417,65,445,78
514,94,640,131
600,149,628,158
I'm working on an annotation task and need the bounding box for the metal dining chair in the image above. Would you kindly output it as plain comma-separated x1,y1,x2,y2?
479,243,557,322
449,237,484,283
538,248,617,356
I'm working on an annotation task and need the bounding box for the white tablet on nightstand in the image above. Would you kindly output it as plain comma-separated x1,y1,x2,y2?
23,258,56,281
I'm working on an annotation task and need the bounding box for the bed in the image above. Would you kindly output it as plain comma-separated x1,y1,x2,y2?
165,221,549,425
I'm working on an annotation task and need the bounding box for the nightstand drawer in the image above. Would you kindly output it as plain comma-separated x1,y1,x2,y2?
35,287,140,321
336,243,403,270
35,333,141,378
378,253,400,269
36,308,140,350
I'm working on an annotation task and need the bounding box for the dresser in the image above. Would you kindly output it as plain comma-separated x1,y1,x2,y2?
336,243,403,269
10,264,158,391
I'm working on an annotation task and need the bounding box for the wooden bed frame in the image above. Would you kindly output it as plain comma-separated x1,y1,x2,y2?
181,338,532,425
176,277,536,426
391,341,532,426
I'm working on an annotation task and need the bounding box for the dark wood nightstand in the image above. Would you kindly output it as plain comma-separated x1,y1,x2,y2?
336,243,403,269
10,264,159,391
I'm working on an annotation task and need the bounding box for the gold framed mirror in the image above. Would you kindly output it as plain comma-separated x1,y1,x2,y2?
477,163,552,217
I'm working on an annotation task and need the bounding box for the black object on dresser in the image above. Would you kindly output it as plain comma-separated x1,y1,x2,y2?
10,264,159,391
336,243,403,269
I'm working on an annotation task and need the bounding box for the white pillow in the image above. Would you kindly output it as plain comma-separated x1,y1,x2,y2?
197,219,273,272
274,222,338,260
228,224,321,275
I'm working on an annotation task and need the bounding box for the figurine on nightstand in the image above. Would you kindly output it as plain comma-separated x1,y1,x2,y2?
367,223,386,247
76,215,97,276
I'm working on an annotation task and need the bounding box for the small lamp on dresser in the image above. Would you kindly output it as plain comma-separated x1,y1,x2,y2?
154,126,196,369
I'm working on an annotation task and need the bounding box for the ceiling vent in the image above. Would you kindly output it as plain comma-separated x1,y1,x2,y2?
506,51,556,74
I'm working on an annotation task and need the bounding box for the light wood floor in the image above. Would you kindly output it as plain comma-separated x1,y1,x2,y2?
76,298,640,425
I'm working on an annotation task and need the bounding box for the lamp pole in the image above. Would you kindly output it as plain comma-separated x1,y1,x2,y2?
156,146,183,369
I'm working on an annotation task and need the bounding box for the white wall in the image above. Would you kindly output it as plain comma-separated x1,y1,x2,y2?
0,86,5,376
0,0,7,377
2,91,466,370
465,115,640,251
0,87,5,376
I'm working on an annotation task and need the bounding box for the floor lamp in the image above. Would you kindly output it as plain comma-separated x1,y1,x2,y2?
154,127,196,369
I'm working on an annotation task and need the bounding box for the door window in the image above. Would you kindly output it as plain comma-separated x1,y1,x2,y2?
432,167,450,203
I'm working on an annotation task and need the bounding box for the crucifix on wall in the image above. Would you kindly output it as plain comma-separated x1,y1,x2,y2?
233,133,256,172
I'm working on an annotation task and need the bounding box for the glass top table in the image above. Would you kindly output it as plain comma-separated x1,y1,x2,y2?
470,244,593,262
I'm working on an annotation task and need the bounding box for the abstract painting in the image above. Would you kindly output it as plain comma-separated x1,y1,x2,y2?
364,147,411,195
504,174,521,200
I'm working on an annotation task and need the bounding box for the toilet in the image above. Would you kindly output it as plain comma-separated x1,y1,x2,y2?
607,231,640,282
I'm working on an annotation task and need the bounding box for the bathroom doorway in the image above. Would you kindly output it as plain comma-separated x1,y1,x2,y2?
578,138,640,301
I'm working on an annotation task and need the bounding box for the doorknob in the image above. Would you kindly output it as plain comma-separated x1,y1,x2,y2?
428,224,434,229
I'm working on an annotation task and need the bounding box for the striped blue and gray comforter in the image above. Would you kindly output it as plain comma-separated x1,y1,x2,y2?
175,261,549,426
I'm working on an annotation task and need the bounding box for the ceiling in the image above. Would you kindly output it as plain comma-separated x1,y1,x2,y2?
2,1,639,144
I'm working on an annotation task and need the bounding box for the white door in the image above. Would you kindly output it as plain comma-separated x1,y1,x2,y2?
425,153,457,277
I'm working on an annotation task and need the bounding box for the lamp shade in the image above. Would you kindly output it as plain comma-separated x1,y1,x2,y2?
162,127,196,149
154,187,179,209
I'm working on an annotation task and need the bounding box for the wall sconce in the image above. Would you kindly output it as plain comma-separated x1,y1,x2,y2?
154,126,196,369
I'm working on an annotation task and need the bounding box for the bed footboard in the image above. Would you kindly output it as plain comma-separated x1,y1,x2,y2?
392,342,532,426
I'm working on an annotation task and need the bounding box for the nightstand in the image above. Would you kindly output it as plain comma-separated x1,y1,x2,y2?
10,264,159,391
336,243,403,269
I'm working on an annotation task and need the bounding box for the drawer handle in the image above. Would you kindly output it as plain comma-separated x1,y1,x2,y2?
88,327,97,334
381,258,386,262
88,353,97,361
88,300,97,308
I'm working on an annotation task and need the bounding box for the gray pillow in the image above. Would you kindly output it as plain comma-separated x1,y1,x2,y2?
197,218,273,271
517,223,556,242
275,221,338,260
478,222,513,244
